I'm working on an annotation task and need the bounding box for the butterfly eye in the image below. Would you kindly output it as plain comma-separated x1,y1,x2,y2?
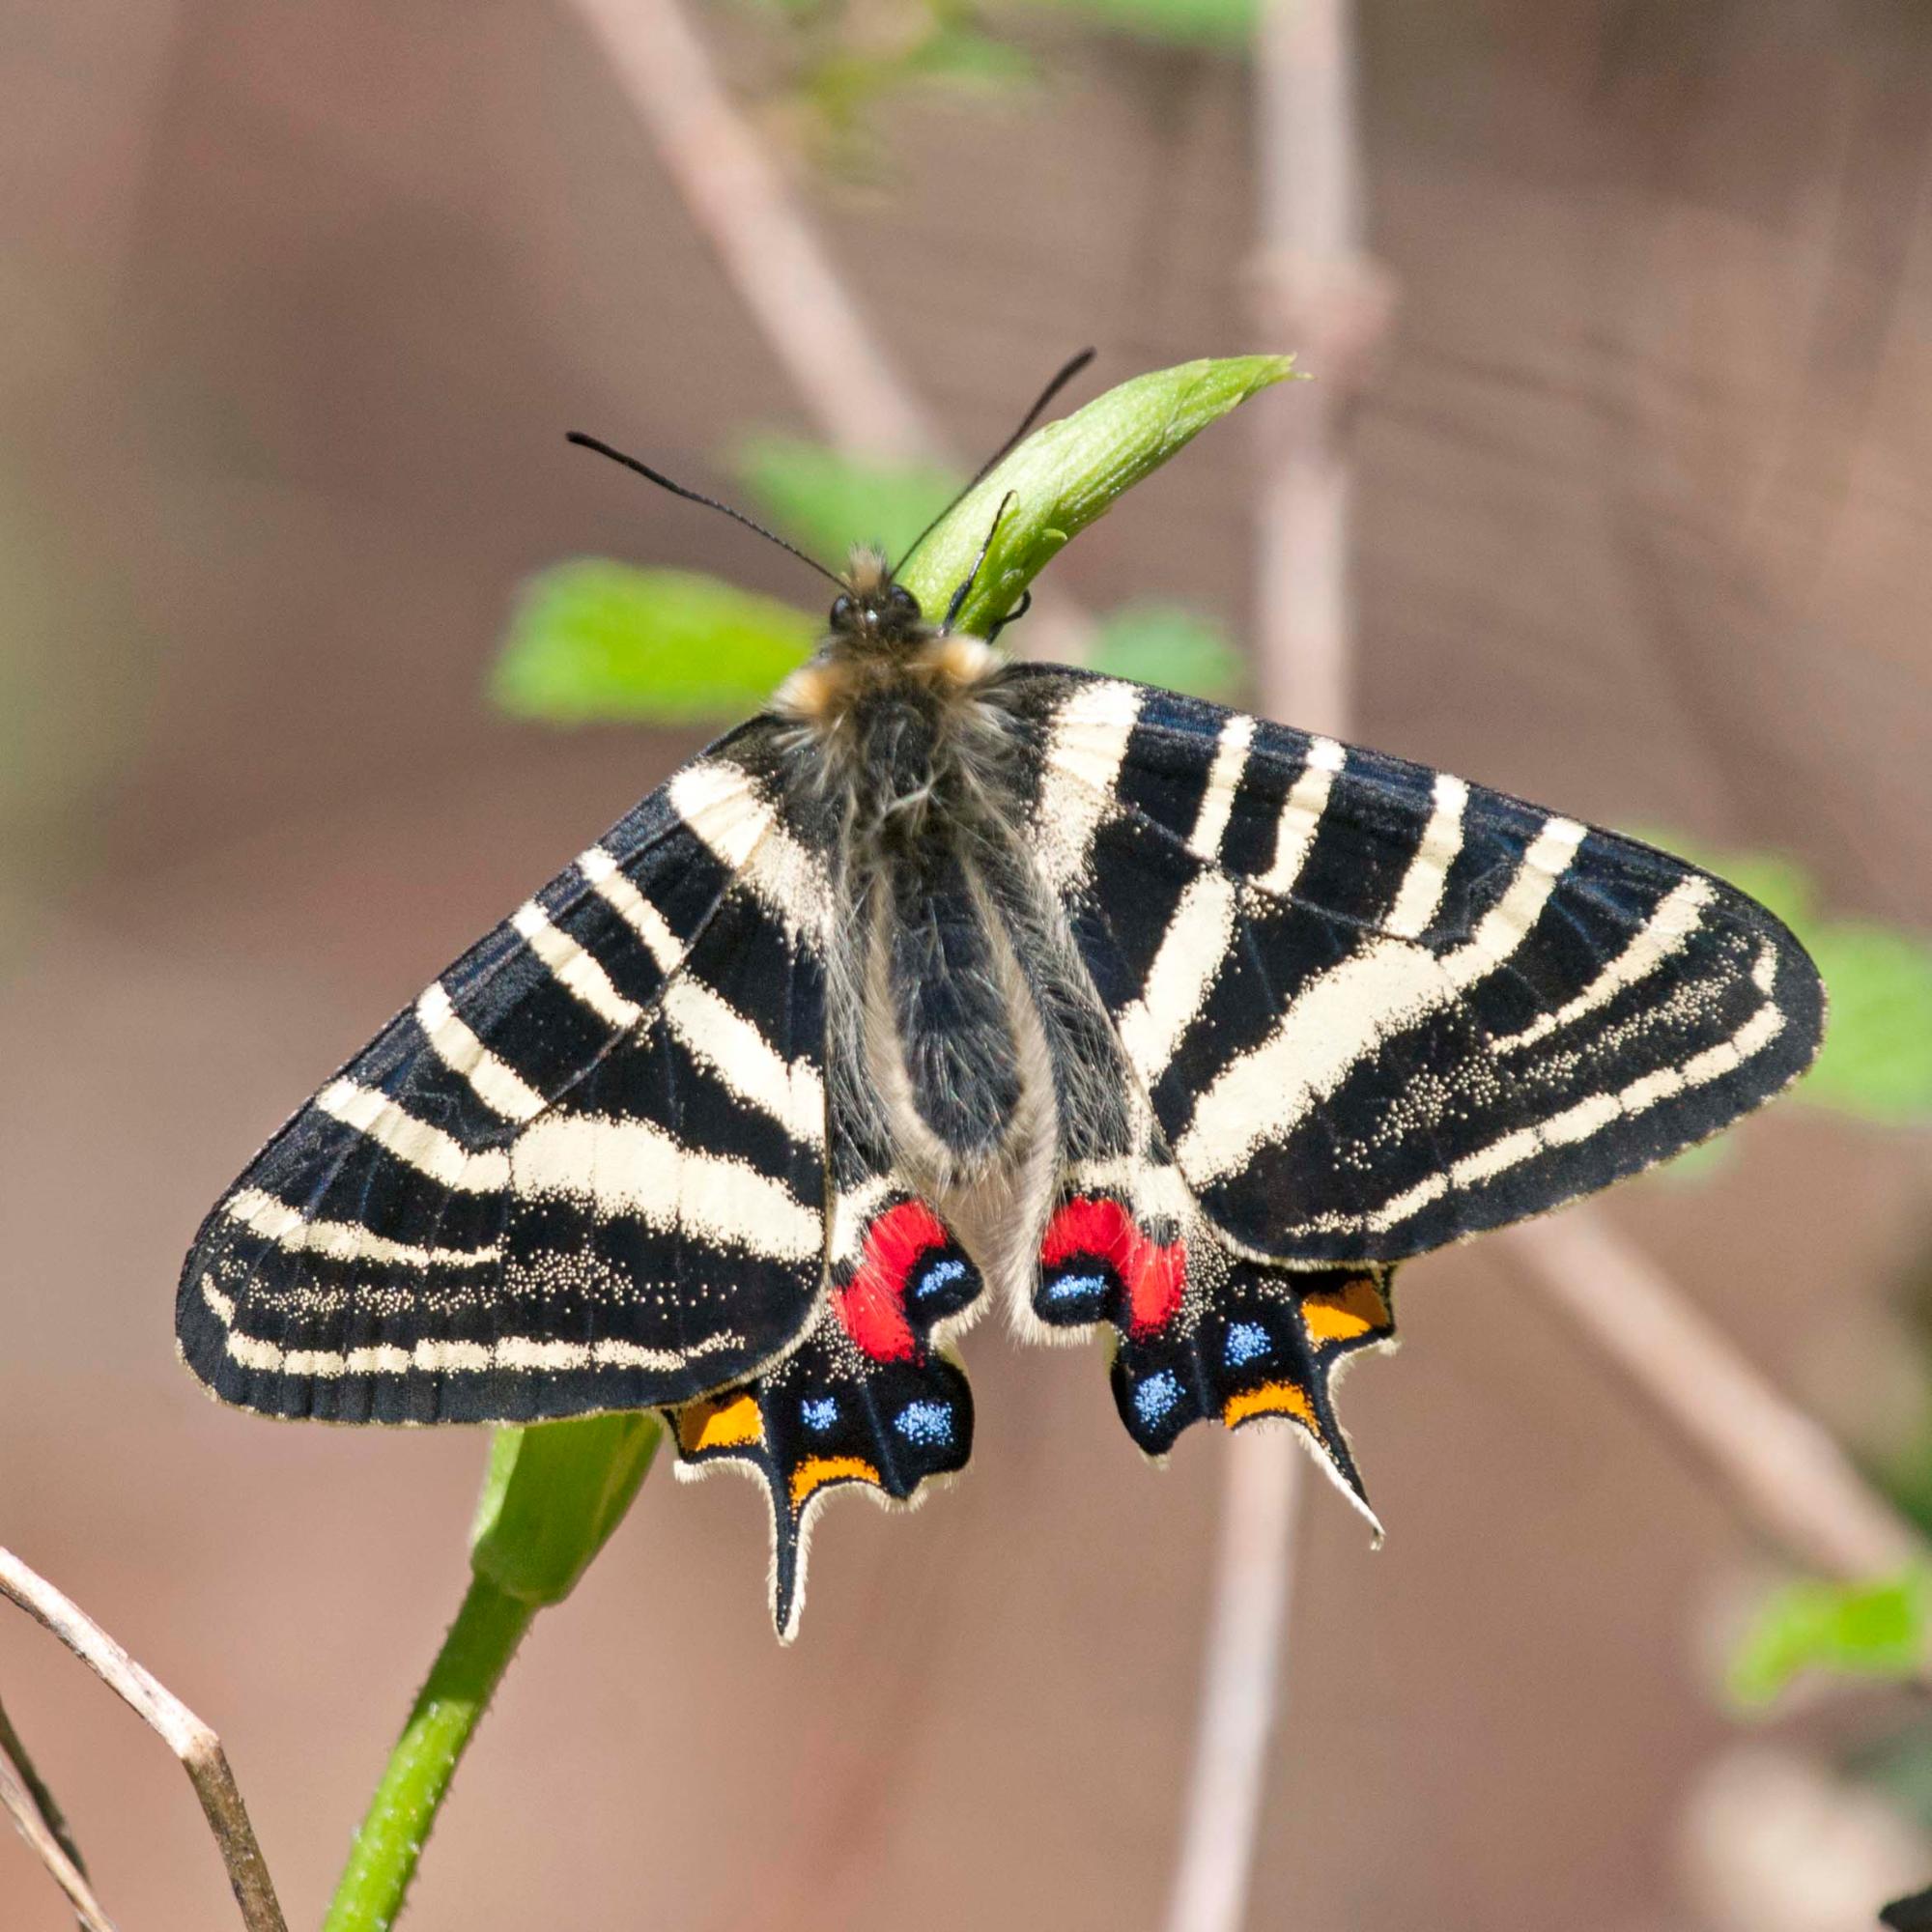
886,583,921,621
829,593,855,628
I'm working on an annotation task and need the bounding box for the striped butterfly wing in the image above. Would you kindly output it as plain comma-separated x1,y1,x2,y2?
177,723,836,1425
1010,667,1825,1265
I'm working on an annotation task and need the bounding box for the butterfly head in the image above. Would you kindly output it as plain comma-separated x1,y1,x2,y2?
828,548,926,650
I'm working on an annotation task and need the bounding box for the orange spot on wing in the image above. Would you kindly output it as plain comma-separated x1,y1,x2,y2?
788,1455,881,1507
1222,1380,1320,1434
1301,1275,1391,1345
677,1392,763,1454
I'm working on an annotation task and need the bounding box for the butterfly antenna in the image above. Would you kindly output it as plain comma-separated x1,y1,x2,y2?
893,347,1096,576
565,432,846,591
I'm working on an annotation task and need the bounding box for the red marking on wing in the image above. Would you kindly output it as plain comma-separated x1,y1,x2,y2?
833,1200,952,1363
1039,1196,1186,1337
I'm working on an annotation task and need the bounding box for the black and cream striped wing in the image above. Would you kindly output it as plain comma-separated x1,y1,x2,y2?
177,723,836,1425
1008,668,1825,1264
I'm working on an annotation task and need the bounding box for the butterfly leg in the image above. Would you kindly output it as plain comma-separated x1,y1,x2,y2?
983,588,1033,646
670,1196,982,1639
942,490,1019,629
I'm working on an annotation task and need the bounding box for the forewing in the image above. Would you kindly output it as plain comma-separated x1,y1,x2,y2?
177,724,837,1423
1007,667,1825,1264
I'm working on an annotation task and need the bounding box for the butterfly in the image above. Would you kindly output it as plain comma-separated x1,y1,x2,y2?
177,355,1826,1638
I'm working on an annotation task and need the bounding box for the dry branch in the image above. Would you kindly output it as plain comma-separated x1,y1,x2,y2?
571,0,934,463
0,1688,91,1887
1509,1207,1925,1581
564,0,1094,664
1161,1436,1306,1932
0,1546,287,1932
1162,4,1381,1931
0,1742,118,1932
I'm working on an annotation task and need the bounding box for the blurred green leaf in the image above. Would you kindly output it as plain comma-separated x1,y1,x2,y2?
799,24,1031,153
1627,827,1818,933
1633,829,1932,1128
1090,603,1246,701
1729,1568,1930,1706
905,21,1034,85
1652,1135,1737,1185
1847,1727,1932,1837
1704,854,1819,936
724,0,1031,172
1804,923,1932,1123
734,436,964,564
1013,0,1257,51
494,562,816,725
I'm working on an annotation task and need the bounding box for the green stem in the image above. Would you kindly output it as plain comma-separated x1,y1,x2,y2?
322,1411,659,1929
322,1575,536,1932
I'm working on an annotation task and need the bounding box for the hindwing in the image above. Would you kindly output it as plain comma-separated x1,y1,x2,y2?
669,1037,986,1638
177,724,837,1424
1028,1102,1395,1508
1008,667,1825,1264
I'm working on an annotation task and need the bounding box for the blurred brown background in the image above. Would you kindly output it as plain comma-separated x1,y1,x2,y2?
3,2,1931,1928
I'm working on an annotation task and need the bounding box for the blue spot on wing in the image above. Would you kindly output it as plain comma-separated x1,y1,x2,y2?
895,1401,954,1447
914,1257,968,1299
801,1397,838,1433
1045,1272,1107,1305
1224,1322,1271,1368
1132,1369,1182,1427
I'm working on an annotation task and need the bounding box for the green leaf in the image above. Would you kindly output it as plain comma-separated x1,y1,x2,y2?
905,22,1035,86
469,1413,662,1607
899,355,1298,638
1090,603,1247,701
1012,0,1257,51
1804,923,1932,1123
733,436,965,564
1728,1568,1930,1706
493,563,817,724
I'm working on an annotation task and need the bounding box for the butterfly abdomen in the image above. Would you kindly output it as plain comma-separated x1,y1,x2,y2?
810,665,1038,1173
880,842,1023,1161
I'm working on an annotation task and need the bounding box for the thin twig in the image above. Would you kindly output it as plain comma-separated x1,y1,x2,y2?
0,1689,91,1882
563,0,1094,663
1246,0,1388,741
0,1546,288,1932
1163,5,1379,1931
572,0,934,463
0,1749,118,1932
1162,1435,1305,1932
1509,1207,1926,1582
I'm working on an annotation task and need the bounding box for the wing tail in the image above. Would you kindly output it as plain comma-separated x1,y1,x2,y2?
670,1177,983,1640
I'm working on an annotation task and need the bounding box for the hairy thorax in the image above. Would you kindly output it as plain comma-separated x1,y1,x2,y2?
776,633,1005,819
769,553,1076,1283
